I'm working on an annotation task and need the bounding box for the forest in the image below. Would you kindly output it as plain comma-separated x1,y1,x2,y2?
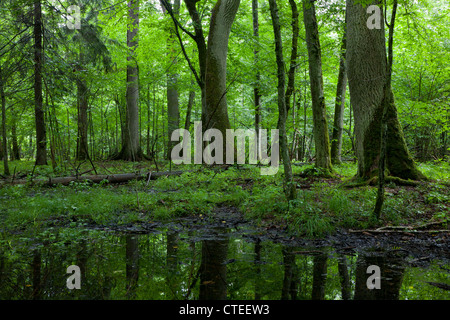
0,0,449,303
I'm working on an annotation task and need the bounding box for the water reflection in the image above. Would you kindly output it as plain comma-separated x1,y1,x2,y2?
0,224,448,300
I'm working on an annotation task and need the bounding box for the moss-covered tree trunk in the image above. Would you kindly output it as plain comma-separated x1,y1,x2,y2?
330,26,347,165
346,0,425,181
302,0,333,175
269,0,296,201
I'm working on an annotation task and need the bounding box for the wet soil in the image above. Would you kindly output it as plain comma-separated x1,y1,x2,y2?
90,205,449,266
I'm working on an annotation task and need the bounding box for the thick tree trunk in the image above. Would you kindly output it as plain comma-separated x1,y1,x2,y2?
346,0,425,180
118,0,143,161
330,28,347,165
204,0,240,144
269,0,296,201
34,0,47,165
302,0,332,174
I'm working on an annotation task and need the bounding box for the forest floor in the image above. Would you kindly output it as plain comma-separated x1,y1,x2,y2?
0,160,449,254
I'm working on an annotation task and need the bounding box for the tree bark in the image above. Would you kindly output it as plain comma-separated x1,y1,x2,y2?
11,113,20,161
166,0,181,159
117,0,143,161
285,0,299,114
181,0,206,125
184,84,195,132
346,0,425,181
252,0,262,145
204,0,240,145
302,0,332,174
34,0,47,165
330,27,347,165
76,60,89,161
0,65,9,176
269,0,296,201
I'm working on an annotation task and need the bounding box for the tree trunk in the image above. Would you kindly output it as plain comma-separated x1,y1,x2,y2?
166,0,181,159
34,0,47,165
184,84,195,132
118,0,143,161
184,0,207,125
204,0,240,147
330,27,347,165
0,65,9,176
76,69,89,161
302,0,332,174
11,114,20,161
346,0,425,181
252,0,262,145
269,0,296,201
285,0,299,114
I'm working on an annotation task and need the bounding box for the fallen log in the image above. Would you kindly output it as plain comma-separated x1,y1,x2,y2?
0,170,185,187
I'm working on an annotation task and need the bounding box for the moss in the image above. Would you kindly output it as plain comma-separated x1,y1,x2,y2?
359,91,426,182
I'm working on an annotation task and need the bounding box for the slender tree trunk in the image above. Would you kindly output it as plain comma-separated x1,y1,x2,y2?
269,0,296,201
184,85,195,132
184,0,207,125
76,67,89,161
330,27,347,165
0,65,9,176
118,0,143,161
11,116,20,161
165,0,181,159
204,0,240,146
346,0,425,181
373,0,397,219
34,0,47,165
252,0,262,145
302,0,332,174
285,0,299,114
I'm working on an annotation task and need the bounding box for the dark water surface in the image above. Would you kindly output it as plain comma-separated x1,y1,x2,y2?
0,216,449,300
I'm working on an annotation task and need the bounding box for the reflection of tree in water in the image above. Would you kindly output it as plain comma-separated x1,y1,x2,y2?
354,251,406,300
125,235,139,299
166,230,180,298
199,233,229,300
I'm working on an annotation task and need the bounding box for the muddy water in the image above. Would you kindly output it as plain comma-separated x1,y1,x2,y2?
0,218,449,300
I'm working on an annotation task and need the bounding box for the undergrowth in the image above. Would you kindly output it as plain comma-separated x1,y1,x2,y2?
1,160,448,238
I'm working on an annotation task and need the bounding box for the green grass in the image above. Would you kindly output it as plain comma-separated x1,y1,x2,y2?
1,160,448,237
